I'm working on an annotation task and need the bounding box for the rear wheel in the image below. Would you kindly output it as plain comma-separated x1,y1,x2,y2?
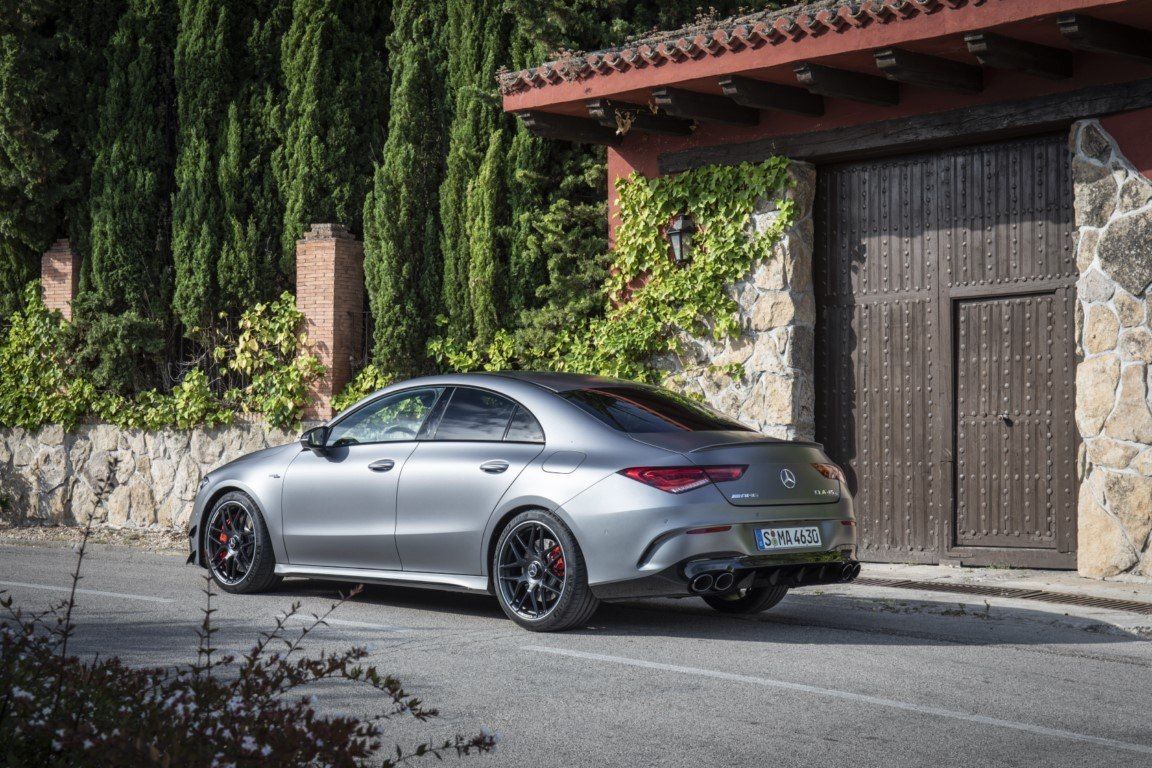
493,510,599,632
704,585,788,615
203,491,280,594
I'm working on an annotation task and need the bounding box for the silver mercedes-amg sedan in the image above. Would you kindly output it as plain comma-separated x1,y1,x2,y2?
187,372,859,631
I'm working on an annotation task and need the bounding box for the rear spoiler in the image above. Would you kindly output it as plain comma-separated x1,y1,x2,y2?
688,438,824,453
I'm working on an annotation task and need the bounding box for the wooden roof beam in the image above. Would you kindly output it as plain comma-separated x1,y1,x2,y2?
964,31,1073,80
794,62,900,107
719,76,825,116
1058,14,1152,65
875,47,983,94
585,99,695,137
516,111,621,146
651,87,759,127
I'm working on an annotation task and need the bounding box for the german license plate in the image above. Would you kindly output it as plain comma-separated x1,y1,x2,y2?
755,526,822,551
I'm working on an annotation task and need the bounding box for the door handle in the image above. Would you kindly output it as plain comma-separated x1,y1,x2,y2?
479,460,510,474
368,459,395,472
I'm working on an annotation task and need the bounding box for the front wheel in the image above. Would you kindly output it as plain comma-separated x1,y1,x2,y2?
704,586,789,615
493,510,599,632
203,491,280,594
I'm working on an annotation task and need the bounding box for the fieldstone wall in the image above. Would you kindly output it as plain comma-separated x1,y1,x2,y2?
665,162,816,441
0,422,303,529
1071,120,1152,579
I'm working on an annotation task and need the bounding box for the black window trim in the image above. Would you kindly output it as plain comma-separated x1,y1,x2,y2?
324,385,448,448
428,385,546,445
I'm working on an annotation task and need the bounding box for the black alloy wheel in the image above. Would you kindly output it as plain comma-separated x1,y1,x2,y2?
204,491,279,594
493,510,599,631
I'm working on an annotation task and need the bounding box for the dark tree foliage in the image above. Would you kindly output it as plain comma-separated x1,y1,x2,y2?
363,0,446,376
216,0,292,316
0,2,78,316
171,0,234,332
438,0,510,341
277,0,389,274
80,0,177,392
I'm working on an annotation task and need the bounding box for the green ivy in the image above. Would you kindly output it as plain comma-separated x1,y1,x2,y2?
0,286,323,431
331,364,396,413
428,158,794,382
0,285,97,430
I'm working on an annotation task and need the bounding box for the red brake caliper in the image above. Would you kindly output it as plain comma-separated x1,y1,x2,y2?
547,545,565,578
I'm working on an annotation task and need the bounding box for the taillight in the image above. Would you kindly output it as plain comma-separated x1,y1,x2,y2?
812,462,846,484
619,465,746,494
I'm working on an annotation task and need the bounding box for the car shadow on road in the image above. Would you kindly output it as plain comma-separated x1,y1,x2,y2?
270,579,1152,648
579,592,1152,648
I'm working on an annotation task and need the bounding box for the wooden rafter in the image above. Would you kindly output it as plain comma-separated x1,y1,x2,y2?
964,32,1073,80
516,111,621,146
585,99,695,136
719,76,825,116
650,87,759,126
1058,14,1152,65
874,47,983,94
794,62,900,106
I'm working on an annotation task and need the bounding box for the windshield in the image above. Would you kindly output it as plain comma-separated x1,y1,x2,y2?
559,386,752,433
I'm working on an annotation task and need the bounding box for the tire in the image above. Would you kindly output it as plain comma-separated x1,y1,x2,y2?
492,509,599,632
203,490,281,594
703,585,789,615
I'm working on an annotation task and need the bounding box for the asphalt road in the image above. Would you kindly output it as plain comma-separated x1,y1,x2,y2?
2,542,1151,768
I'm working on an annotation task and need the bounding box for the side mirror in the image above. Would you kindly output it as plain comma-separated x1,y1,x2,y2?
300,426,330,455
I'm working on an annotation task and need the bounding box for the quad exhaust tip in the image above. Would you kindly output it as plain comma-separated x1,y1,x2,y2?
713,572,735,591
690,573,714,593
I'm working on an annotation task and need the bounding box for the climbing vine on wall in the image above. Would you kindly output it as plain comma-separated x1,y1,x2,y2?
0,287,322,431
429,157,794,382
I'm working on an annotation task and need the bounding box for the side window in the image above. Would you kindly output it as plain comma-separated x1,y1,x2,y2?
433,388,517,441
504,405,544,443
327,388,443,446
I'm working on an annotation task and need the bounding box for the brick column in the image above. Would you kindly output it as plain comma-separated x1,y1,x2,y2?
296,224,365,421
41,239,80,320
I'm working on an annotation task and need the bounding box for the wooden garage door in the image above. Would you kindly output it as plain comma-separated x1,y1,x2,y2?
814,135,1078,568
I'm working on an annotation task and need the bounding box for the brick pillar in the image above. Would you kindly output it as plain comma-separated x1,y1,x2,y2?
41,239,80,320
296,224,365,421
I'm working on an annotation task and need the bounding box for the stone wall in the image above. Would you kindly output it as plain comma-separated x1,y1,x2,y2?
1071,120,1152,579
0,422,303,529
666,162,816,441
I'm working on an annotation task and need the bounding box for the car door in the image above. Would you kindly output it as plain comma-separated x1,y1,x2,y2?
281,387,445,570
395,388,546,575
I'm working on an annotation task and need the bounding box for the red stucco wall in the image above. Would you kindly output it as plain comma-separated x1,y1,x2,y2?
1101,107,1152,179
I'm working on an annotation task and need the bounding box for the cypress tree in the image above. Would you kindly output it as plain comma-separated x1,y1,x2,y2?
363,0,445,375
216,0,292,315
171,0,234,332
466,130,505,345
438,0,509,341
80,0,176,390
0,1,73,315
276,0,389,274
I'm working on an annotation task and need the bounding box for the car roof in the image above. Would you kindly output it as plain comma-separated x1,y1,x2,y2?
477,371,639,393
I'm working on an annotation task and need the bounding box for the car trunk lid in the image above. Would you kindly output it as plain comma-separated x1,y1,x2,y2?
628,431,840,506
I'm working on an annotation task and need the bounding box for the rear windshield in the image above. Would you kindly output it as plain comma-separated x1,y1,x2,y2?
560,386,752,433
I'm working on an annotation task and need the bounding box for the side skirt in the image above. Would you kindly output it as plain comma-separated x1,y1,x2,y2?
274,564,491,595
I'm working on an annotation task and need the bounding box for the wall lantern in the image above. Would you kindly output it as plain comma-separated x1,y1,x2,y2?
666,213,697,265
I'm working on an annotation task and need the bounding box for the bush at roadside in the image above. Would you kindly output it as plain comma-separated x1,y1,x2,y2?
0,525,495,767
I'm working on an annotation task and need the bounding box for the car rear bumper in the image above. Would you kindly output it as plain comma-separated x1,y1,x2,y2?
591,549,860,601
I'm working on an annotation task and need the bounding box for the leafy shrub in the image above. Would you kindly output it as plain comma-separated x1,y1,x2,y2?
217,293,325,427
332,364,396,414
0,284,96,430
0,524,495,767
429,159,794,382
0,287,323,431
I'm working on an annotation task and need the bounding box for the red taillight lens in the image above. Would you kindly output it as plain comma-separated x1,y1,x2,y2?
619,465,746,494
812,462,846,484
703,465,747,482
